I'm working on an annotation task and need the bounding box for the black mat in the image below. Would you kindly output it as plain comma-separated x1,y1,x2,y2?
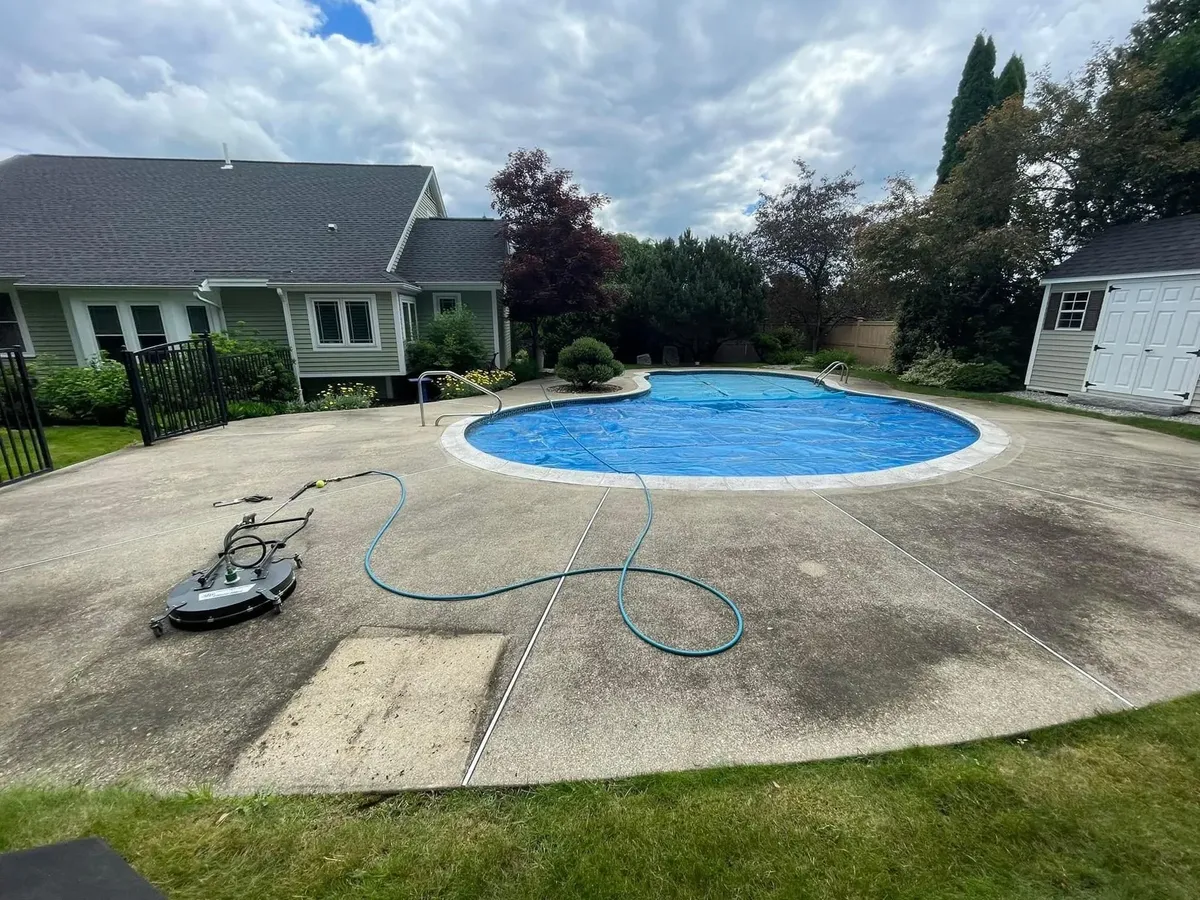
0,838,165,899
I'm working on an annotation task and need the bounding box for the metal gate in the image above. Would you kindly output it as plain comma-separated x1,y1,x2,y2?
0,347,53,484
123,336,229,446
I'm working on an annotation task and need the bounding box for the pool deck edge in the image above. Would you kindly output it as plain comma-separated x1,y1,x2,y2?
439,369,1011,492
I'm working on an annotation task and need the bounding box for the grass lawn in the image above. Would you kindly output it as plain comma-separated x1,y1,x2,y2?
848,368,1200,444
44,425,140,468
2,696,1199,898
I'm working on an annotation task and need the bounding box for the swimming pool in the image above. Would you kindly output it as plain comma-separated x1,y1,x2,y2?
446,371,1009,490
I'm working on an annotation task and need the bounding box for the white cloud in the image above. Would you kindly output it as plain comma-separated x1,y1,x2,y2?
0,0,1146,237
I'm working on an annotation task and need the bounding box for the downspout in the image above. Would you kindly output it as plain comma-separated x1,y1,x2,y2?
276,288,305,403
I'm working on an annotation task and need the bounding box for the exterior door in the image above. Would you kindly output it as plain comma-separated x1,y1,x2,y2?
1088,278,1200,401
1132,280,1200,401
1088,282,1158,393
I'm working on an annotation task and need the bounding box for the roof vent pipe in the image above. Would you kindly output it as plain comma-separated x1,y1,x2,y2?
221,143,233,170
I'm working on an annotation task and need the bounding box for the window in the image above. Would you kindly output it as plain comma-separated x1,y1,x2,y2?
88,305,126,357
187,304,212,335
401,300,418,342
1056,291,1089,330
131,305,168,349
307,296,378,348
0,293,26,352
435,293,461,315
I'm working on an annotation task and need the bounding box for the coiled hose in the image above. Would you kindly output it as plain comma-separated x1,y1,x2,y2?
360,388,744,656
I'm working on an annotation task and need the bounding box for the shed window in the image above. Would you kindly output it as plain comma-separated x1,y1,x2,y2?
0,293,25,352
1055,292,1089,330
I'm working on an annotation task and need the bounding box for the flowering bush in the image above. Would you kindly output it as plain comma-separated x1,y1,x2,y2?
303,383,378,411
899,349,965,388
438,369,516,399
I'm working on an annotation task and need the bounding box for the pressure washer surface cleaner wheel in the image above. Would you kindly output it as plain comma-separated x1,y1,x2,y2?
155,558,299,634
150,492,317,636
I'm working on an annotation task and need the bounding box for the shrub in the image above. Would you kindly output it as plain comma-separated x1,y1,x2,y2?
946,361,1013,392
509,350,542,383
303,383,378,411
227,400,287,420
555,338,624,389
439,369,516,399
899,349,965,387
32,358,132,424
404,341,440,375
406,309,488,374
210,328,279,355
752,332,782,357
809,349,858,370
752,327,806,363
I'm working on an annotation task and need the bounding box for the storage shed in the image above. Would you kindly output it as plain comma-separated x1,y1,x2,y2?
1025,214,1200,414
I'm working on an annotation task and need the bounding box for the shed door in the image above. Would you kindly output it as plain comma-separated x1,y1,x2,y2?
1088,278,1200,402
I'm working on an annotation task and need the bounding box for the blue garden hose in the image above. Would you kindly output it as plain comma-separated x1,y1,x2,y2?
360,388,743,656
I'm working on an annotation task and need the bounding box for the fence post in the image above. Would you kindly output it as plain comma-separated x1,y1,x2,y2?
204,334,230,425
121,349,155,446
13,349,52,472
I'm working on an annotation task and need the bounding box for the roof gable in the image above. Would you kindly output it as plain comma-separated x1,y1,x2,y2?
394,218,506,283
0,155,432,286
1045,214,1200,281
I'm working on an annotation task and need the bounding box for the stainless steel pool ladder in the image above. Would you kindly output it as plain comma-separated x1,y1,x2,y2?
418,370,504,426
815,361,849,385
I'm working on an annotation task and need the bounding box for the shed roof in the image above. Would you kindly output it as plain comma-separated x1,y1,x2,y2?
1045,214,1200,281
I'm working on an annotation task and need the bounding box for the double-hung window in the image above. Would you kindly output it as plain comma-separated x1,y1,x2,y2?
1055,291,1089,330
186,304,212,335
0,292,29,352
309,296,378,349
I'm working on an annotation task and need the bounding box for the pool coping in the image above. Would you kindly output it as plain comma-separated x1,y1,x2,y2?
439,369,1011,491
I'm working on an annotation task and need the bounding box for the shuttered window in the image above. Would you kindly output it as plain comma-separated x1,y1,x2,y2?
1055,292,1089,330
307,296,379,349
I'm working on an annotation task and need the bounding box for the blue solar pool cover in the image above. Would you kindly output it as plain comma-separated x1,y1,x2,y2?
466,372,979,477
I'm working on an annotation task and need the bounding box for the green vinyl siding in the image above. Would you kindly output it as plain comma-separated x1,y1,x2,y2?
416,290,498,363
18,290,76,364
288,291,400,376
219,288,289,346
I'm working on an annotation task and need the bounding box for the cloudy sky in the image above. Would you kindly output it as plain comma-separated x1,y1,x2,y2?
1,0,1145,237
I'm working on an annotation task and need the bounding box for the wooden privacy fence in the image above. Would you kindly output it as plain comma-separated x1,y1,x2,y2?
822,320,896,367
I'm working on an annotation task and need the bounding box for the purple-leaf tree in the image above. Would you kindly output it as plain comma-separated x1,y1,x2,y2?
489,148,622,364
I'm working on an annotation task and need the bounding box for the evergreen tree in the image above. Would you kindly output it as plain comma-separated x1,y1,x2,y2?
936,35,998,183
995,54,1027,104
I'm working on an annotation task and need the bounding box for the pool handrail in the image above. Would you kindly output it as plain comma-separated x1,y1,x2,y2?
417,370,503,426
815,360,850,385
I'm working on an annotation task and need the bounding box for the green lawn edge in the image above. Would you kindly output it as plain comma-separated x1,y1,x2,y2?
44,425,141,468
2,693,1199,899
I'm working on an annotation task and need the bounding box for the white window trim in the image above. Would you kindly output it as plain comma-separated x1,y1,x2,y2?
82,301,170,356
433,292,462,316
1,287,36,356
305,293,382,351
1055,291,1089,331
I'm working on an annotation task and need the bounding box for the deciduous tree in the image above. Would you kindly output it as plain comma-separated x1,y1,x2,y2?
489,148,622,363
750,160,864,350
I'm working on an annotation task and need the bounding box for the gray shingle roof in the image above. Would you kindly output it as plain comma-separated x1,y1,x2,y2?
0,154,431,286
394,218,506,283
1045,214,1200,281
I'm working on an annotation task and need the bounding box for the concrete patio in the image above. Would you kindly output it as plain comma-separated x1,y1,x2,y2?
0,375,1197,793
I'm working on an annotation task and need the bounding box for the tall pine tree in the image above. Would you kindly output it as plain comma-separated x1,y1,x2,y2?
995,54,1027,104
936,35,998,183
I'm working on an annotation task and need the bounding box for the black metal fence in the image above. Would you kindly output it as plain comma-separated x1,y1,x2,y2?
123,336,228,446
0,347,52,484
217,347,297,403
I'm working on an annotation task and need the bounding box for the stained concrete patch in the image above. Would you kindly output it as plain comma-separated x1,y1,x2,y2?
224,628,504,793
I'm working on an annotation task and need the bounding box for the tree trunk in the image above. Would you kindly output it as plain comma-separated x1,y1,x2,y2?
530,318,541,371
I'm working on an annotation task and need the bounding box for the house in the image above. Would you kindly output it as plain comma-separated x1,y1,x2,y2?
0,154,510,399
1025,214,1200,415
